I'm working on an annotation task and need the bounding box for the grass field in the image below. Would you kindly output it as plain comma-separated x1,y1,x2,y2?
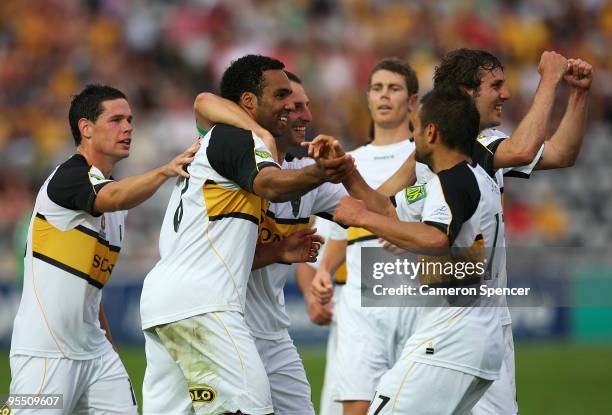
3,343,612,414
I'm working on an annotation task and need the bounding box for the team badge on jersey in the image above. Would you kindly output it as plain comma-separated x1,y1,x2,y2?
88,167,112,188
189,385,216,404
404,184,427,204
255,149,273,160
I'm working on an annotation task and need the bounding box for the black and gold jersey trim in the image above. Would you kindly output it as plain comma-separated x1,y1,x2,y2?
203,180,263,226
32,213,120,289
346,227,377,246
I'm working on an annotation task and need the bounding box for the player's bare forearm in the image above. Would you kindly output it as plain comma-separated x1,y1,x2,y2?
342,169,397,219
194,93,278,161
195,93,260,134
536,87,589,170
494,51,569,169
253,165,324,202
493,77,558,169
93,167,168,212
93,142,198,213
355,211,449,255
377,152,417,196
252,242,283,270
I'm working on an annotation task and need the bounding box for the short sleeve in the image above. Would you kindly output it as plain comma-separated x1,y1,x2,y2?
47,157,113,215
421,164,480,245
472,130,507,178
394,184,427,222
207,124,280,193
502,143,544,178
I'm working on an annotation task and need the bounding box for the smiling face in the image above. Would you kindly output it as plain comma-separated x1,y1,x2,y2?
472,67,511,130
367,69,414,129
253,69,294,137
85,98,133,161
284,80,312,146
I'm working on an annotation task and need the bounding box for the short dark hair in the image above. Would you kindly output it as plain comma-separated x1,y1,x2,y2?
220,55,285,103
368,58,419,95
284,70,302,84
419,89,480,156
433,48,503,94
69,84,127,146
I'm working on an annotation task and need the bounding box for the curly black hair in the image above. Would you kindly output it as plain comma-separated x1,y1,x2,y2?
220,55,285,103
433,49,503,95
69,84,127,146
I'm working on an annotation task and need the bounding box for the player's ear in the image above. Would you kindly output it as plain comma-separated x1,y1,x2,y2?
426,123,437,144
240,92,258,112
407,93,419,112
78,118,93,141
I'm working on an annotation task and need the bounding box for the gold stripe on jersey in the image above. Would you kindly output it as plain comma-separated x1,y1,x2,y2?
203,180,264,226
31,214,119,289
347,227,377,246
258,211,310,244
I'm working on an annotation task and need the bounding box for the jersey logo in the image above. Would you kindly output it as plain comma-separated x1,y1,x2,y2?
1,402,12,415
291,197,301,218
189,386,216,404
404,184,427,204
255,149,273,160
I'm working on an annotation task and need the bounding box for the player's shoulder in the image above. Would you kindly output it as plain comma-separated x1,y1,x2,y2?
437,161,481,198
477,128,509,146
209,123,253,141
48,154,90,186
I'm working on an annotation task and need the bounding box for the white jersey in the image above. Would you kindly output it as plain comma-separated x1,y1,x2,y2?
342,140,416,305
397,129,543,325
140,124,279,330
11,155,126,359
473,128,543,324
395,161,505,379
246,157,346,339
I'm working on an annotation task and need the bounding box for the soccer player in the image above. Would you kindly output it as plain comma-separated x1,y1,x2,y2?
311,58,425,415
9,84,199,414
377,49,593,415
193,70,348,415
316,88,507,414
139,55,353,415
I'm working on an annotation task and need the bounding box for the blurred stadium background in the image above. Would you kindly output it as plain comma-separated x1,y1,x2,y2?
1,0,612,413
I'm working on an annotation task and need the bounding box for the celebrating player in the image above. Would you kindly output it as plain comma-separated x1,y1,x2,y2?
9,84,199,414
139,55,353,415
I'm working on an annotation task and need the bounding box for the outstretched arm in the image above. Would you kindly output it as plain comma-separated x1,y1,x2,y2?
333,196,448,255
304,135,397,218
93,141,199,212
493,51,568,169
377,151,417,196
534,58,593,170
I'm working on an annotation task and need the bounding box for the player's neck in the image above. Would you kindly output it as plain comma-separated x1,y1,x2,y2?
371,123,411,146
76,146,115,177
429,148,471,174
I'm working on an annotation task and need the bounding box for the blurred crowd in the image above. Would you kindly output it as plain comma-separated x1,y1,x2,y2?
1,0,611,279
